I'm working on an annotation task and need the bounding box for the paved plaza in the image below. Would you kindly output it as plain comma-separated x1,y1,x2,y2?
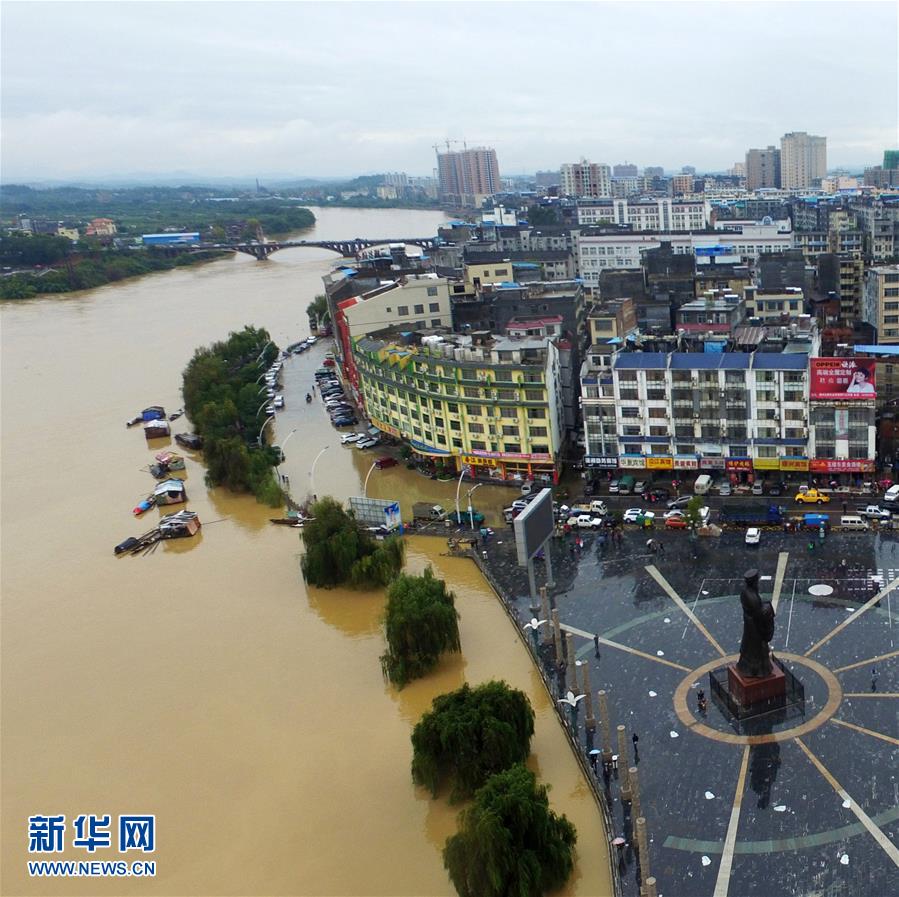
482,526,899,897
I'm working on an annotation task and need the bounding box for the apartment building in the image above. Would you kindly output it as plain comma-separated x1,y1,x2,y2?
333,275,453,400
670,174,695,195
819,254,866,321
780,132,827,189
581,348,818,476
745,146,781,191
576,198,710,230
577,224,793,287
353,332,564,484
437,146,500,206
863,265,899,341
560,160,612,198
743,287,805,320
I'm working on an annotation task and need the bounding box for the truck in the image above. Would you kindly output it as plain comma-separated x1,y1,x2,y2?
720,503,785,527
452,508,485,526
412,503,447,522
693,474,713,495
856,505,892,521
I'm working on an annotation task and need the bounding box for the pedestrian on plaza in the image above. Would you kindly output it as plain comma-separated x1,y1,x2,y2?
658,540,665,556
589,751,597,771
594,633,600,657
872,666,878,692
602,762,612,789
632,732,639,749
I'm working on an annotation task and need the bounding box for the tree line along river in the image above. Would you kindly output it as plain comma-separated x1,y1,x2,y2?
0,206,612,896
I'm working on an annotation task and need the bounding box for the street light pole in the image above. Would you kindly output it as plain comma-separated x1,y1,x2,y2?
455,468,467,522
277,428,298,482
363,461,377,497
467,483,482,530
257,414,274,446
309,446,329,500
255,397,270,418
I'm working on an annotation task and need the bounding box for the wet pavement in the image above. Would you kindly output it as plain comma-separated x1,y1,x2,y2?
480,523,899,897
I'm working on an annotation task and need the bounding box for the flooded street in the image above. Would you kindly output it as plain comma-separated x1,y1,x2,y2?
1,208,611,895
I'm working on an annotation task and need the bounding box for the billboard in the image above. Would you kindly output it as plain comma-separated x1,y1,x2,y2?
810,358,876,400
513,488,554,566
348,496,403,531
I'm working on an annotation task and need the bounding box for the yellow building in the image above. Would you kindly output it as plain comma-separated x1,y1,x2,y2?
353,332,564,484
56,226,80,242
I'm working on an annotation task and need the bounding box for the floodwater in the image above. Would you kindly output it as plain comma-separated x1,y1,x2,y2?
1,207,612,896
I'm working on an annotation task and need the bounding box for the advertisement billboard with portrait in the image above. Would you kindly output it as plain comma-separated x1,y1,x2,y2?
810,358,876,400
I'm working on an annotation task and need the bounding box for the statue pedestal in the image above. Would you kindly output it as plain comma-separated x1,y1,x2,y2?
727,662,785,707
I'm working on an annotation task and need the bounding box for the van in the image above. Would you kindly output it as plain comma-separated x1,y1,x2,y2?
694,474,713,495
884,485,899,504
618,474,636,494
590,500,608,516
840,515,869,531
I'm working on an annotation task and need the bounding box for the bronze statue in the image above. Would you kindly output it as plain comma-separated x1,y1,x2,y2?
736,569,776,678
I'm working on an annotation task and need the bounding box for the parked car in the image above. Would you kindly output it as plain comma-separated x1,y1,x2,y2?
273,396,284,409
589,500,608,516
857,505,891,521
355,437,378,449
341,433,361,444
717,482,732,496
663,509,684,521
609,479,620,494
751,482,764,495
375,456,397,469
623,508,655,525
795,488,830,504
634,481,647,495
745,527,761,545
768,481,786,496
572,514,604,529
666,495,692,510
665,516,688,529
332,418,357,427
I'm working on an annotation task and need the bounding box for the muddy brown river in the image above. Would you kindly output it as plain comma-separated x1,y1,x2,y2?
1,207,611,896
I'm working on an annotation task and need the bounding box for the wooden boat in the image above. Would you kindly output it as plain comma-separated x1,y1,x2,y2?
143,419,171,440
174,432,203,450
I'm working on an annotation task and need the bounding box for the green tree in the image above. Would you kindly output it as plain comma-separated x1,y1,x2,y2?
411,681,534,801
306,293,331,329
300,497,405,588
526,204,559,226
686,494,704,529
380,567,461,687
443,764,577,897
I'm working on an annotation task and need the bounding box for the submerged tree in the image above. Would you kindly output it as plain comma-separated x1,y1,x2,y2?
306,294,331,329
380,567,461,687
443,764,577,897
411,681,534,801
300,497,404,589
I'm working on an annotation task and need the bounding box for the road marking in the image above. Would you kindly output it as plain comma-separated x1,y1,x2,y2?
561,622,691,671
832,648,899,674
646,565,726,656
843,692,899,698
795,737,899,867
784,579,797,649
805,577,899,657
830,717,899,747
683,578,706,641
771,552,789,613
712,745,750,897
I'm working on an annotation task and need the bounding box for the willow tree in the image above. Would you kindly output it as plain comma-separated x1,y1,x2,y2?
411,681,534,801
443,764,576,897
300,497,404,589
380,567,460,687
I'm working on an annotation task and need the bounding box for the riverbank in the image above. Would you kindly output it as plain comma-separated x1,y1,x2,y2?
0,248,231,299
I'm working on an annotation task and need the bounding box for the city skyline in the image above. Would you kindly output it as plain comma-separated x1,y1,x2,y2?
1,1,897,181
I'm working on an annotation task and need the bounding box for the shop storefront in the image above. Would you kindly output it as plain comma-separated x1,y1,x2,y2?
780,457,810,474
726,457,752,484
809,459,875,474
458,450,558,485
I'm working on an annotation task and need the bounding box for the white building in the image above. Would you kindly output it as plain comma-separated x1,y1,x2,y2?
560,160,612,198
577,198,711,231
780,132,827,190
577,223,794,287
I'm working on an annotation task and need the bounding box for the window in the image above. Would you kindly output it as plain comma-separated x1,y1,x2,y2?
529,427,547,437
501,407,517,418
414,304,424,314
452,438,462,449
502,425,518,436
494,268,509,276
429,302,440,312
427,286,438,297
504,443,521,453
431,319,442,327
397,305,409,316
470,440,486,451
450,419,461,430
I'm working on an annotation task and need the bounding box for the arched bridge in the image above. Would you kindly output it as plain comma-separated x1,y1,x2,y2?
196,236,438,260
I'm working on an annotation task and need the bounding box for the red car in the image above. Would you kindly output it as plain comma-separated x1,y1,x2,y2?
665,516,687,529
375,456,397,469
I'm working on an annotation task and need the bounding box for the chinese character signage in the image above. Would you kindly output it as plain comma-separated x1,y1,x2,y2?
726,458,752,470
28,814,155,853
810,358,876,400
584,456,618,468
753,458,781,470
780,457,810,471
809,459,875,473
646,456,673,470
700,457,726,469
674,455,699,469
619,455,647,469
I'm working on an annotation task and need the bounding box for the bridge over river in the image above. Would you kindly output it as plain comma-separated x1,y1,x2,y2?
195,236,439,260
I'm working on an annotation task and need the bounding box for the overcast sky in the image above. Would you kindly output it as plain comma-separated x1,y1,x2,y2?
2,1,897,182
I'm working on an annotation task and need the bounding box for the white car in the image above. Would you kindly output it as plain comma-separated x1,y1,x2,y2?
307,336,317,344
745,527,761,545
663,509,685,521
273,396,284,409
341,433,361,444
265,404,276,415
355,438,377,449
571,514,603,529
623,508,655,524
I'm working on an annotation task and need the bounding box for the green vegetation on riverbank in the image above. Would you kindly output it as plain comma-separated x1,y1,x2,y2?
380,567,461,687
300,497,405,589
0,246,228,300
411,681,535,800
181,325,284,506
1,184,316,239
